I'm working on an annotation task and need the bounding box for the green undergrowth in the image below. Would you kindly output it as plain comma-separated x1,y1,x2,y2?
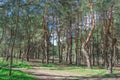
0,58,31,68
39,63,118,77
0,67,35,80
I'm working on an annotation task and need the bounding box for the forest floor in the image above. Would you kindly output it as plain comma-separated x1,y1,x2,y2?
14,59,120,80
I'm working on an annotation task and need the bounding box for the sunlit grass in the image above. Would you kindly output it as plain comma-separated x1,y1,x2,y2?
39,63,118,77
0,58,35,79
0,67,35,80
0,57,31,68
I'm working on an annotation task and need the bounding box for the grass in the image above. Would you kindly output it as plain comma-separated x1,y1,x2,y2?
0,58,31,68
0,67,35,80
39,63,119,77
0,58,35,80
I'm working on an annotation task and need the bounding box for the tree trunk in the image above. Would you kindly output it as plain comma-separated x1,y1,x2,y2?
43,15,49,64
81,47,91,69
81,0,95,69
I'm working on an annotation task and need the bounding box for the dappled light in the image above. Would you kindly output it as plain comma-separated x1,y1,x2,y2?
0,0,120,80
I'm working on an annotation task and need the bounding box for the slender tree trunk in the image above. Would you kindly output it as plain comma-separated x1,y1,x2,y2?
69,34,73,64
81,0,95,69
96,30,99,65
66,29,69,64
52,10,55,63
109,4,114,74
43,15,49,64
9,34,15,76
26,36,30,61
57,30,62,63
25,16,31,61
52,32,55,63
69,14,73,64
9,1,20,75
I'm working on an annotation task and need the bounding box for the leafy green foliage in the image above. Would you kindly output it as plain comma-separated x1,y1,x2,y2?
0,0,119,77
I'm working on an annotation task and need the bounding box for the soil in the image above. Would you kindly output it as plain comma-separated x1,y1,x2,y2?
14,59,120,80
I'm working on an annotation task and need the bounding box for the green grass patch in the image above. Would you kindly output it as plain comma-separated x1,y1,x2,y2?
0,67,35,80
0,58,31,68
39,63,119,77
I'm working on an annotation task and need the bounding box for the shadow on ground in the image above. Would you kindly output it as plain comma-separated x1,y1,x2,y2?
25,70,120,80
27,60,120,80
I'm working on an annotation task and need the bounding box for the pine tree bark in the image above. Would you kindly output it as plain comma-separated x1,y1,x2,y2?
81,0,95,69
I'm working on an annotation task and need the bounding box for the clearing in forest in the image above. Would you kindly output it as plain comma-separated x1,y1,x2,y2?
14,59,120,80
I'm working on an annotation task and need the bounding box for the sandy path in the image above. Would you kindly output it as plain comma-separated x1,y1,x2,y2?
15,67,83,80
13,60,120,80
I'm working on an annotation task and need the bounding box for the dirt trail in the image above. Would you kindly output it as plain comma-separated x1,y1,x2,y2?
14,59,120,80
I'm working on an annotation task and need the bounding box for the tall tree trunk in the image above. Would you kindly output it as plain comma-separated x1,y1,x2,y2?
9,28,15,76
26,16,31,61
52,10,55,63
69,12,73,64
26,35,30,61
9,1,19,75
52,32,55,63
43,15,49,64
57,29,62,63
81,0,95,69
109,4,114,74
